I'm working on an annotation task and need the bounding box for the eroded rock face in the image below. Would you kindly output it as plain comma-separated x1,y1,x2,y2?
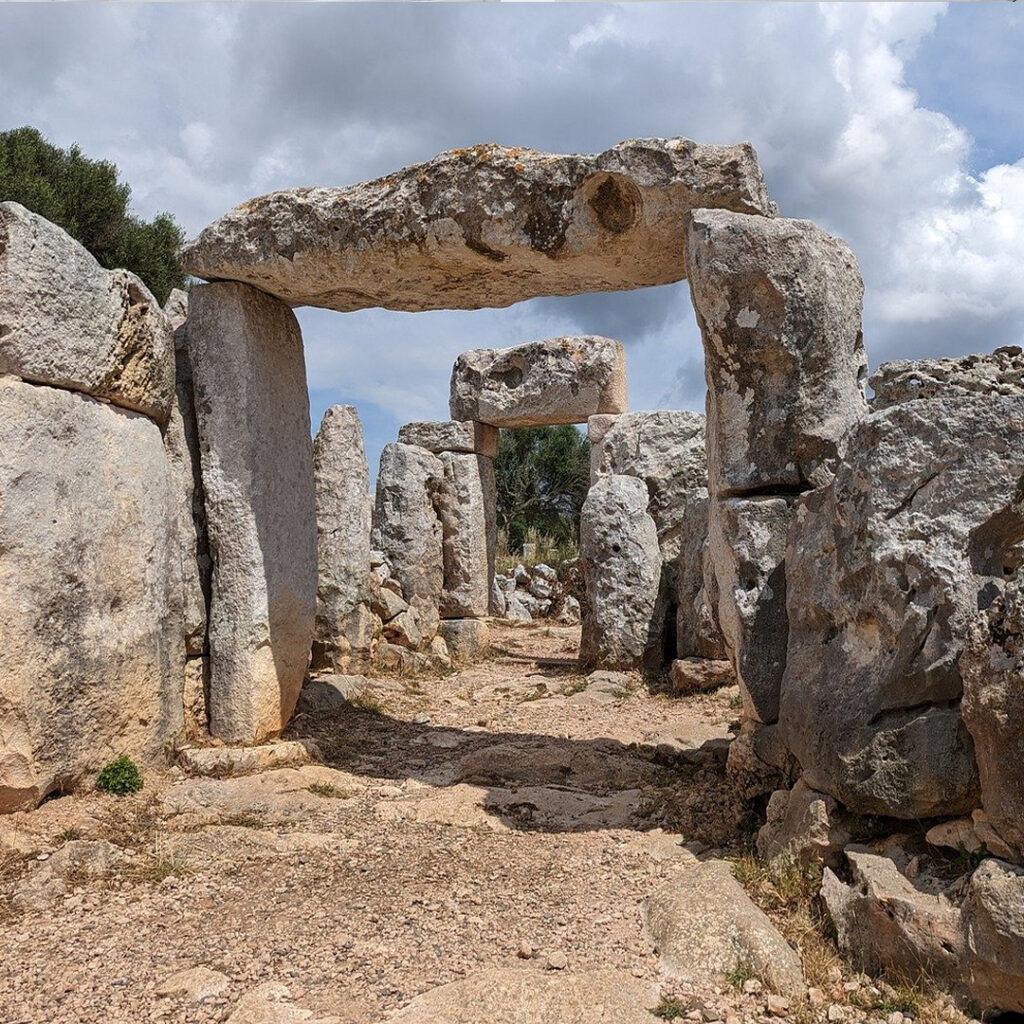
373,443,444,641
783,393,1024,818
0,202,175,425
181,138,775,313
0,377,184,811
757,779,849,869
438,619,491,668
450,336,626,428
312,406,373,674
580,475,662,670
871,347,1024,410
187,283,317,744
962,858,1024,1012
398,420,498,457
436,452,496,619
686,210,868,495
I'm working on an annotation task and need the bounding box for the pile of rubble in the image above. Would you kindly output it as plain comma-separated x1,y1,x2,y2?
491,562,581,625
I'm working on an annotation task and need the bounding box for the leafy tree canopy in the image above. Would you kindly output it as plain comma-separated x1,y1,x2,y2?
494,425,591,554
0,126,185,304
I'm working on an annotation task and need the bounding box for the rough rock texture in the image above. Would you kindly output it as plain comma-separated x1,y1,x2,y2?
438,619,491,668
709,497,792,725
398,420,499,457
0,202,175,424
176,740,318,778
871,347,1024,410
686,209,868,495
822,847,966,993
669,658,733,694
589,409,721,663
757,779,850,869
782,393,1024,818
960,570,1024,863
389,968,661,1024
181,138,775,313
436,452,496,619
373,443,444,641
188,283,317,744
0,376,184,811
312,405,373,674
961,858,1024,1012
643,860,805,997
451,336,626,428
580,475,663,670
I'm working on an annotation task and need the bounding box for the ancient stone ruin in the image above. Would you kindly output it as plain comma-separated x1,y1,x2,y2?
3,137,1024,1015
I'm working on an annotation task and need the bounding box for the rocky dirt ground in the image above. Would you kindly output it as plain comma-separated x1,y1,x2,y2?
0,623,965,1024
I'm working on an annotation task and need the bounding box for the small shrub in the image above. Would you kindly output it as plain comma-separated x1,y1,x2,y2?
96,755,143,796
724,960,757,990
651,997,687,1020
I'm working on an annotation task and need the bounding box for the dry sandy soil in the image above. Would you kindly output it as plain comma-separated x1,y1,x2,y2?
0,623,811,1024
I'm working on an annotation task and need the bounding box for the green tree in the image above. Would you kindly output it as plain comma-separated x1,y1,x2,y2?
494,425,591,554
0,126,185,303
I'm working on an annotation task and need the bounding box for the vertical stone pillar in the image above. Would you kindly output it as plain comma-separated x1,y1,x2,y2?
685,209,867,731
312,405,373,674
188,282,317,744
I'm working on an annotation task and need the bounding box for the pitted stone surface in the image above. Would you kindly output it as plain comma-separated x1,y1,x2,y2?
871,347,1024,410
373,443,444,641
313,406,373,673
0,202,175,425
0,376,184,811
181,138,775,312
686,209,867,495
398,420,499,457
580,474,662,670
451,336,626,428
188,283,317,745
782,393,1024,818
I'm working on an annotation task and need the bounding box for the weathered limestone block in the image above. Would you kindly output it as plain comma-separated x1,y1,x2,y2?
960,557,1024,863
398,420,498,457
312,405,373,674
0,377,185,811
643,860,805,998
782,393,1024,818
373,443,444,641
436,452,496,619
0,202,175,424
450,336,626,427
181,138,775,313
580,475,662,670
686,209,868,495
709,497,792,724
822,847,965,992
871,347,1024,410
757,779,850,869
162,296,210,657
439,619,491,668
962,858,1024,1012
187,283,317,745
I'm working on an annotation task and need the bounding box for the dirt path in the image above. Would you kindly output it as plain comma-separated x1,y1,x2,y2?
0,622,745,1024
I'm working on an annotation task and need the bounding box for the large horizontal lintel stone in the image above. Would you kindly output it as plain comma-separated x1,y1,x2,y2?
180,138,775,313
0,202,175,425
398,419,498,457
451,335,626,427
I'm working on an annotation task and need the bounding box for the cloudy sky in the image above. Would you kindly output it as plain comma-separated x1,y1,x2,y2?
2,1,1022,476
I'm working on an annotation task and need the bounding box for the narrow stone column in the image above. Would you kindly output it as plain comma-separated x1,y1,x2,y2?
685,209,867,731
312,405,373,673
187,282,317,744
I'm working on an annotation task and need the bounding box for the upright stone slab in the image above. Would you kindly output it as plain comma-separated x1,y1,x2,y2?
589,410,720,661
580,475,662,670
312,406,373,673
180,138,775,313
187,283,317,744
450,336,627,427
0,202,175,425
686,210,867,729
373,443,445,641
0,377,185,811
782,389,1024,818
686,210,867,496
436,452,496,619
